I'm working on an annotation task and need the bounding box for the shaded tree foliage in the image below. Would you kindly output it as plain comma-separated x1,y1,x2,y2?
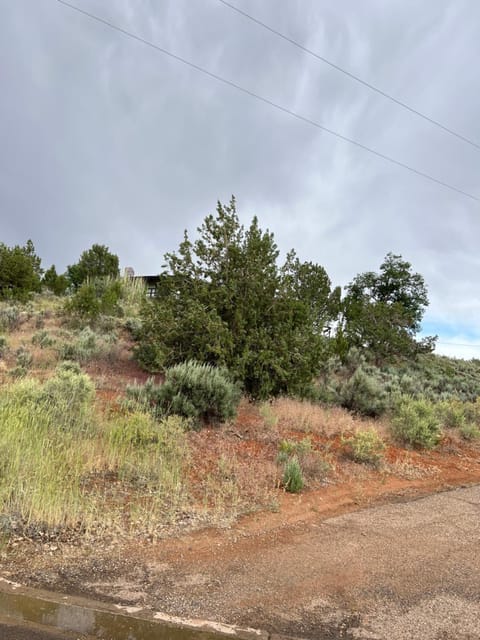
0,239,42,301
43,265,69,296
67,244,119,289
137,198,338,399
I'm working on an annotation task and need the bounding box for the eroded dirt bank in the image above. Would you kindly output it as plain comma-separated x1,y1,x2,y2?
3,479,480,639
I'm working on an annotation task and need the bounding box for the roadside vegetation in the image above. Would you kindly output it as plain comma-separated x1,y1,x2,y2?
1,199,480,542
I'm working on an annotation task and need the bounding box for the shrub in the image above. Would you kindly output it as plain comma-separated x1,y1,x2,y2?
39,362,95,432
32,330,54,349
128,362,241,426
0,335,7,357
282,457,304,493
161,361,241,424
436,399,466,429
59,331,93,362
15,346,33,370
133,340,165,373
316,351,480,409
124,316,143,339
342,428,385,466
96,315,117,333
0,306,20,332
65,282,100,319
34,311,45,329
339,367,390,417
96,278,123,316
391,397,442,449
58,327,114,363
125,377,164,417
459,423,480,441
65,276,132,321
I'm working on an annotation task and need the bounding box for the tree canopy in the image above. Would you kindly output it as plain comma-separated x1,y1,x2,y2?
338,253,436,362
137,198,339,398
67,244,119,289
42,265,69,296
0,239,42,301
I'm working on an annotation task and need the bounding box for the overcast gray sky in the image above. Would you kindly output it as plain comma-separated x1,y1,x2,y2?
1,0,479,357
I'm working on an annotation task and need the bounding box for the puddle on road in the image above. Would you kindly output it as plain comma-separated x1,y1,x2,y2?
0,588,240,640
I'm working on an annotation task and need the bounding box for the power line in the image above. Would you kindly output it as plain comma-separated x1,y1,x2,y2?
217,0,480,151
436,341,480,348
54,0,479,202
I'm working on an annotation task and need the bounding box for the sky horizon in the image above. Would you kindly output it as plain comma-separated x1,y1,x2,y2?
2,0,479,358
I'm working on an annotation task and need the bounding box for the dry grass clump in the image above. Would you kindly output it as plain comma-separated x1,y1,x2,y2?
268,398,359,437
385,456,440,480
199,447,278,524
187,427,279,525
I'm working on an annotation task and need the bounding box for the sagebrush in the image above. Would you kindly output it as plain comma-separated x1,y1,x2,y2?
127,361,241,426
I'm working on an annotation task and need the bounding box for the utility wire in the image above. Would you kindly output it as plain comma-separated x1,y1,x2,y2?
436,341,480,348
217,0,480,151
55,0,479,202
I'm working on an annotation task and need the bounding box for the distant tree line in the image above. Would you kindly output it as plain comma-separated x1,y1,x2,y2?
1,199,436,397
0,241,119,301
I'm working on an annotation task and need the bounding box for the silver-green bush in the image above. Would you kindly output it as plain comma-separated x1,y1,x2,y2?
127,361,241,427
391,397,442,449
339,367,391,417
39,362,95,432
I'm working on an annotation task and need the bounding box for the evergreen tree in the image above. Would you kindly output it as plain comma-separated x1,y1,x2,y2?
43,265,69,296
0,239,42,301
67,244,119,289
137,198,337,398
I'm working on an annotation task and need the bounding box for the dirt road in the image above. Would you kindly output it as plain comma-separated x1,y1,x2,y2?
4,485,480,639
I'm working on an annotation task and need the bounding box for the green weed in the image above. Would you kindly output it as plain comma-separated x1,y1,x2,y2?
282,457,304,493
342,428,386,466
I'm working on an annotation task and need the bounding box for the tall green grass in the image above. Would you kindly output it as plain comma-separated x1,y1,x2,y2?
104,413,190,519
118,275,146,317
0,365,190,534
0,369,93,526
